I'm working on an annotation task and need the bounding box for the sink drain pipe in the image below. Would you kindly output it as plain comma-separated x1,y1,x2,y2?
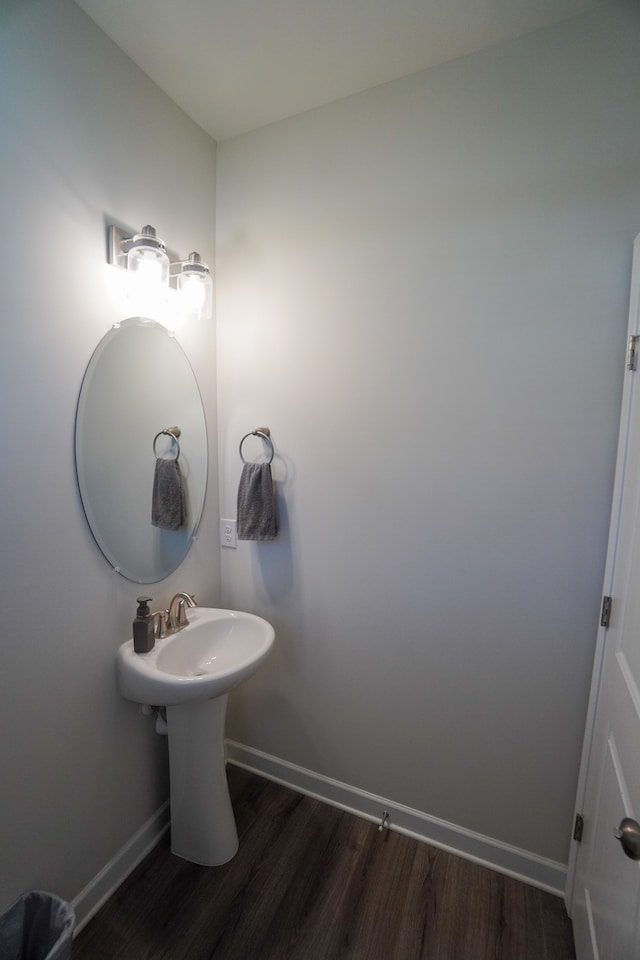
140,703,168,735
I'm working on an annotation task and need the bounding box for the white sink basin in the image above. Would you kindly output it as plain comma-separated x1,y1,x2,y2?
117,606,275,705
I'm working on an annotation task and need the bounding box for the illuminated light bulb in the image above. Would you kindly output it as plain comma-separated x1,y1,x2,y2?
133,255,165,286
126,225,170,315
180,273,207,310
177,252,212,320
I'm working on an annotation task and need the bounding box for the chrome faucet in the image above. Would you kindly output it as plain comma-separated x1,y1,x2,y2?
167,592,197,632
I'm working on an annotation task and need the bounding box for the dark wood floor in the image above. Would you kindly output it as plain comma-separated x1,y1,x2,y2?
72,767,576,960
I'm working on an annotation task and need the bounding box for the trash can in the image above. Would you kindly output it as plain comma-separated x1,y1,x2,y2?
0,890,75,960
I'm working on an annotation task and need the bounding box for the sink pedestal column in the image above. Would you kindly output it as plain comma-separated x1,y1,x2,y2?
166,695,239,865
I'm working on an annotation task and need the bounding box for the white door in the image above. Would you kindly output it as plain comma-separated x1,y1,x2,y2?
570,234,640,959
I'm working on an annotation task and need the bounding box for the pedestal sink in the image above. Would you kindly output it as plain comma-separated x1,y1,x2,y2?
116,607,274,865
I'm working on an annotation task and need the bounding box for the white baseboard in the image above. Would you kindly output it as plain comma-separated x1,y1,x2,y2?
225,740,567,898
71,801,170,935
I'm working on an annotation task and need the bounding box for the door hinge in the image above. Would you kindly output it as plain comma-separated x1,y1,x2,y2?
628,335,639,371
600,595,612,629
574,813,585,843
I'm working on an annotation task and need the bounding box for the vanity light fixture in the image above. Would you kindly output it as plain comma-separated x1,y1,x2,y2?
107,223,213,321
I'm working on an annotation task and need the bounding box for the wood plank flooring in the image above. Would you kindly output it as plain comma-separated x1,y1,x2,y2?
72,767,576,960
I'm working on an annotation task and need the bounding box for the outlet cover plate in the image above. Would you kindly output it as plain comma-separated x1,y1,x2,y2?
220,519,237,548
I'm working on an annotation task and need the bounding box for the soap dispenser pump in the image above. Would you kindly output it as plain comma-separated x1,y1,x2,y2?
133,596,155,654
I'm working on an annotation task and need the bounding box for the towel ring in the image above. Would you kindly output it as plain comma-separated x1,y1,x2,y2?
239,427,274,465
153,426,181,460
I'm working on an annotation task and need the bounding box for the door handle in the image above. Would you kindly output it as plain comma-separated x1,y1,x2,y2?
614,818,640,860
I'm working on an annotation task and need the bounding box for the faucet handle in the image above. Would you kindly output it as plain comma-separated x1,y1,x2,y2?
176,599,189,627
152,610,167,639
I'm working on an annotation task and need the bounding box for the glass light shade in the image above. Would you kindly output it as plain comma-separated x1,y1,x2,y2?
127,226,170,284
126,225,170,314
177,252,212,320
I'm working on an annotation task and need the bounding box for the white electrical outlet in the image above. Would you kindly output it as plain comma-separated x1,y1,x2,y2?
220,519,237,548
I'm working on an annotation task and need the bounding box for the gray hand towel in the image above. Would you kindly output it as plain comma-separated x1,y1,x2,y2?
237,462,278,541
152,457,185,531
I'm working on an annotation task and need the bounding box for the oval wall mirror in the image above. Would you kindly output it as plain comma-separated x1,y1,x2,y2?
75,317,208,583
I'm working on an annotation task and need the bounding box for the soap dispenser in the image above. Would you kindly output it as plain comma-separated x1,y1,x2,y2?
133,596,155,654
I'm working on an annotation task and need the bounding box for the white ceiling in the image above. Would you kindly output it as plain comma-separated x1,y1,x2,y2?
74,0,603,141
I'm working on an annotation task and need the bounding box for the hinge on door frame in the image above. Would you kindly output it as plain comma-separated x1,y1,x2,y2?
628,335,639,371
574,813,585,843
600,595,612,629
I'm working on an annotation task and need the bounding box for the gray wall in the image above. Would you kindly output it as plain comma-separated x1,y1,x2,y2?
216,2,640,865
0,0,218,912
